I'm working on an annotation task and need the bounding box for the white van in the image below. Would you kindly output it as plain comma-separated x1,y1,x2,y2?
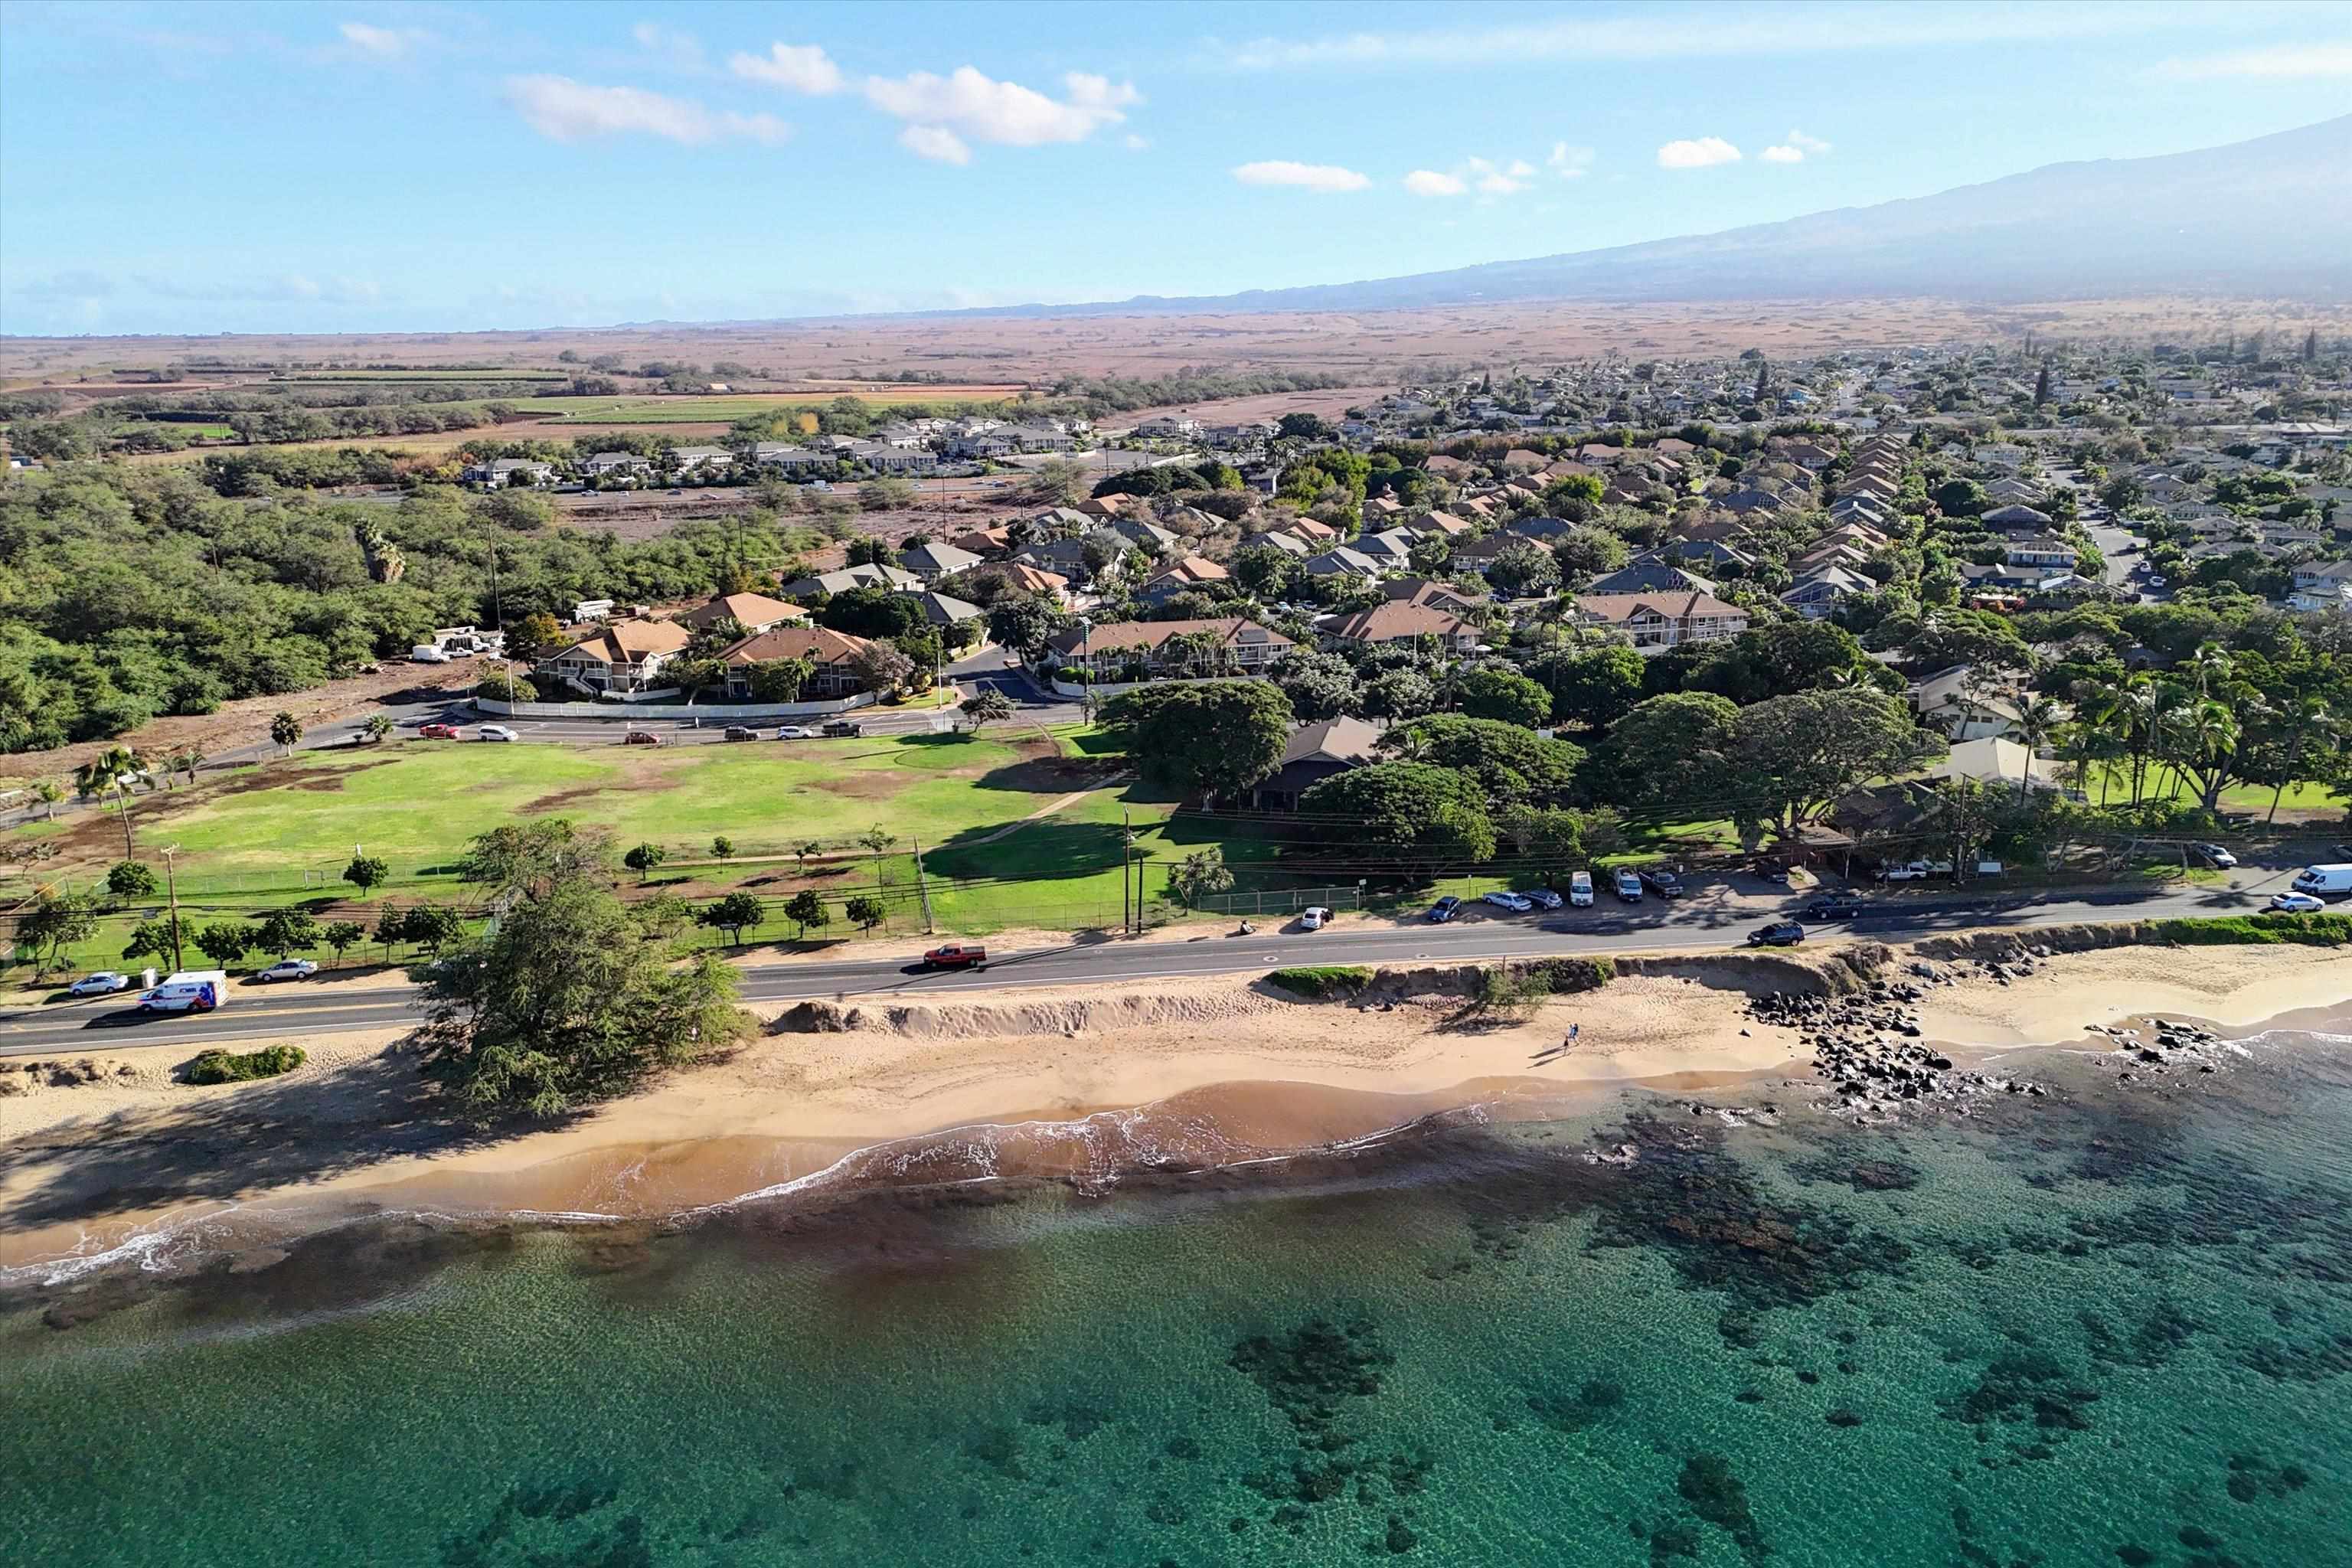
410,645,452,664
1568,870,1594,907
2290,864,2352,898
139,970,229,1014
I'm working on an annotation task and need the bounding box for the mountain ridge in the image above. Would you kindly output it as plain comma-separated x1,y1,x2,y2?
942,116,2352,318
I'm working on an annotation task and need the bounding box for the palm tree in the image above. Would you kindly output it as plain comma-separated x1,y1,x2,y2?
2066,688,2118,803
167,750,204,789
74,746,143,859
2171,697,2243,813
2265,697,2337,825
2010,694,2067,801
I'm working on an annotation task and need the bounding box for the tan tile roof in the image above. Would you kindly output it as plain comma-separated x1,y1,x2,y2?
554,619,693,665
719,625,877,668
680,592,804,630
1573,590,1748,624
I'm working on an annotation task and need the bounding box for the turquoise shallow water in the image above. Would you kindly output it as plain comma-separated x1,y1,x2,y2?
3,1040,2349,1568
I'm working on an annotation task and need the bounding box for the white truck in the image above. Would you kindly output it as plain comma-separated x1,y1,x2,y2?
2289,864,2352,899
138,970,229,1014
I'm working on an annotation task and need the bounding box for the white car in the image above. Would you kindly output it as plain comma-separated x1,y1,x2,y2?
2267,892,2325,914
1298,905,1331,931
1568,871,1595,908
67,972,134,998
775,726,816,740
477,724,518,743
253,958,318,983
1481,890,1534,913
2192,843,2236,868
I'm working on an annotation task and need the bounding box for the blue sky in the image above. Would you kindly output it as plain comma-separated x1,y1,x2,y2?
4,0,2349,335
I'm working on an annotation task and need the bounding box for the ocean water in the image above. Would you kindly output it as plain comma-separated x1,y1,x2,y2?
4,1037,2349,1567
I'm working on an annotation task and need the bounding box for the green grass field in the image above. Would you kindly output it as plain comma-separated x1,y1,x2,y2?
2076,763,2345,817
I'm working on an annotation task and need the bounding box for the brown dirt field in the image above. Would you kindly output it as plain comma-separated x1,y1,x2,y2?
15,296,2347,386
0,663,486,787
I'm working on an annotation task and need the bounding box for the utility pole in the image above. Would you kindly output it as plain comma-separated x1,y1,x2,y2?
1119,812,1131,933
913,837,935,935
158,843,186,972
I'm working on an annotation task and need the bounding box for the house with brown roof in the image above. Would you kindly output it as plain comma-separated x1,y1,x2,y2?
540,619,694,695
973,561,1070,601
717,625,881,700
1045,616,1292,679
1322,599,1479,655
1570,590,1750,654
677,592,806,636
1250,717,1387,810
1136,555,1230,606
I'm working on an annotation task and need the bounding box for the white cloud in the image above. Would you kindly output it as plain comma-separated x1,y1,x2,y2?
729,41,844,93
631,21,706,73
1124,132,1152,151
1466,156,1527,194
1547,142,1596,177
898,124,972,164
1761,144,1804,163
1657,136,1742,168
2148,41,2352,79
339,21,424,59
1233,159,1372,191
1404,169,1467,197
1787,128,1832,154
505,75,790,145
1222,5,2244,70
863,66,1140,157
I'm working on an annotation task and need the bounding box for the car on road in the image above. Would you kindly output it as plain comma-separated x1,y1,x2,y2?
921,943,988,970
2191,842,2236,868
1521,887,1563,911
1639,868,1685,898
1749,861,1792,885
2147,575,2168,588
1481,890,1534,913
1567,871,1594,908
1875,859,1953,881
775,725,816,740
1746,920,1807,947
253,958,318,983
822,719,864,737
418,723,461,740
623,730,662,746
2267,892,2325,914
67,972,134,998
1612,870,1644,903
477,724,518,743
1805,897,1867,922
1298,905,1331,930
722,726,758,742
1426,896,1462,923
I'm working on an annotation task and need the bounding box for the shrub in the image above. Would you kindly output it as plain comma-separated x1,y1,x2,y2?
2145,913,2352,947
1267,965,1371,998
1521,956,1615,994
185,1044,306,1084
475,672,538,703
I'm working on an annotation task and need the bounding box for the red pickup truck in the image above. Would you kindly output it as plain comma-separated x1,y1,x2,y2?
417,723,461,739
922,944,988,970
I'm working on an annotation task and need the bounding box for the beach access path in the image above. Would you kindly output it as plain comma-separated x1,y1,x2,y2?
0,877,2292,1058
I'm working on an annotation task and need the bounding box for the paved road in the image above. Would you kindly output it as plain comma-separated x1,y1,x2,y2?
0,877,2294,1059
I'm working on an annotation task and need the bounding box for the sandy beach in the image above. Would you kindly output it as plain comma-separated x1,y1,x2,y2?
3,937,2347,1275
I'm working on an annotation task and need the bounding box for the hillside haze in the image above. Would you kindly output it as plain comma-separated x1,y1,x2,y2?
978,115,2352,316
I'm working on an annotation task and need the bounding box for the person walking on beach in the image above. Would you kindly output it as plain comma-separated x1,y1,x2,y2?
1566,1022,1579,1046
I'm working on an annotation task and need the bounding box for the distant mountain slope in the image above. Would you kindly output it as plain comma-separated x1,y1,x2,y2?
973,116,2352,315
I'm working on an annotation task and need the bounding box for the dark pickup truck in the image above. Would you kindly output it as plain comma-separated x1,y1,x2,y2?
823,719,864,738
922,943,988,970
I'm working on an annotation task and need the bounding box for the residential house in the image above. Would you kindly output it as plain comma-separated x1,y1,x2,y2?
670,446,732,472
1931,737,2063,795
1587,562,1718,596
583,452,652,479
1008,424,1077,452
2006,536,2078,570
1045,616,1293,678
751,443,825,471
1300,546,1382,581
1132,413,1204,439
718,626,881,700
777,564,926,598
1249,529,1312,558
950,525,1013,555
1135,556,1230,606
972,562,1070,602
463,458,554,488
897,541,985,582
539,618,693,695
1570,590,1751,653
1908,665,2038,741
1251,717,1386,811
1981,504,2055,535
1506,514,1576,542
677,593,806,635
1102,516,1181,554
1381,577,1487,614
1782,565,1877,619
1322,600,1480,655
907,591,986,629
1351,529,1418,568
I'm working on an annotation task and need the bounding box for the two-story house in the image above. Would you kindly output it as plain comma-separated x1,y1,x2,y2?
718,626,882,701
1045,616,1292,679
540,618,693,695
1570,590,1751,653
